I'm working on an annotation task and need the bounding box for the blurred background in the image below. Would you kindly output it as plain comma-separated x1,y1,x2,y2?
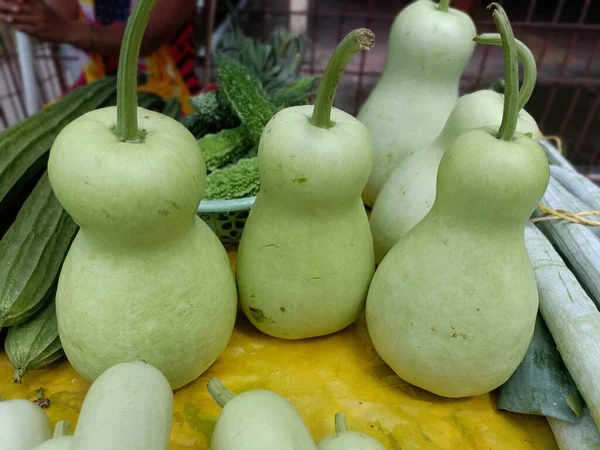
1,0,599,172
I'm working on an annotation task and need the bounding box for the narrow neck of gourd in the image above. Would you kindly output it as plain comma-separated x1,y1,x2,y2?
382,56,465,87
80,218,194,252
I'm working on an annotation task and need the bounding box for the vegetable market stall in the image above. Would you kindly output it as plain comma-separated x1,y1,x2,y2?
0,245,558,450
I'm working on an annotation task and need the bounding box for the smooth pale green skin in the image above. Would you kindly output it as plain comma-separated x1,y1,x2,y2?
71,361,173,450
366,129,550,398
370,90,541,263
211,389,318,450
359,0,476,206
317,431,387,450
236,105,375,340
0,399,52,450
31,437,73,450
47,107,237,389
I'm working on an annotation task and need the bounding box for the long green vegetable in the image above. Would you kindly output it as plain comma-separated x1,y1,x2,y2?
533,178,600,306
216,55,276,144
542,176,600,238
497,313,583,422
0,172,78,328
542,140,575,170
0,76,117,209
550,165,600,212
5,298,64,383
548,407,600,450
525,223,600,428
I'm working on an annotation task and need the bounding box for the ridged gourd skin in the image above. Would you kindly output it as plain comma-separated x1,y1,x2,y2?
0,399,52,450
370,90,541,263
31,436,72,450
211,389,318,450
47,107,237,389
70,361,173,450
366,128,550,398
359,0,476,206
236,105,375,340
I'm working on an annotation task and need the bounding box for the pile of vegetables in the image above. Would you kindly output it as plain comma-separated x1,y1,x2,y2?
180,26,318,200
0,0,599,447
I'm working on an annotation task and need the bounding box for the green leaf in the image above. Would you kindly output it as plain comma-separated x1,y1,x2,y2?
497,313,584,423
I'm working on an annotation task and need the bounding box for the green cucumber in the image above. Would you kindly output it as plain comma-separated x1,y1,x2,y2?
5,298,64,383
0,172,78,328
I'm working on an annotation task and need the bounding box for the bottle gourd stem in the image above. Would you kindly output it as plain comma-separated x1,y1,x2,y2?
437,0,450,12
309,28,375,129
474,33,537,111
54,420,72,438
489,3,519,141
115,0,158,142
207,378,235,408
334,412,349,433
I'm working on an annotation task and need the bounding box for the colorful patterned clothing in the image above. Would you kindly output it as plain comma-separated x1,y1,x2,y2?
70,0,201,114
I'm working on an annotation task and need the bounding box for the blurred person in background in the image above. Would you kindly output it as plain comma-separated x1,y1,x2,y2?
0,0,202,113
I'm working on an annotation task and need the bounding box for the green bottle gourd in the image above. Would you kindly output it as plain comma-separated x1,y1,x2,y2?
359,0,476,206
370,35,540,263
31,421,72,450
236,30,376,340
0,396,52,450
208,378,318,450
71,361,174,450
47,0,237,389
365,4,549,398
317,412,386,450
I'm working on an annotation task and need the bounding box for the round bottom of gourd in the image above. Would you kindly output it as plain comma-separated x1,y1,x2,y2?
365,238,537,399
366,300,535,398
242,304,365,341
55,217,237,390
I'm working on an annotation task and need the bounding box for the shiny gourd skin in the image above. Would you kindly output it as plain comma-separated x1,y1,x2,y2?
211,388,318,450
0,399,52,450
71,361,173,450
370,90,540,263
317,413,386,450
48,107,237,389
366,129,549,398
236,106,374,339
31,437,72,450
359,0,476,206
